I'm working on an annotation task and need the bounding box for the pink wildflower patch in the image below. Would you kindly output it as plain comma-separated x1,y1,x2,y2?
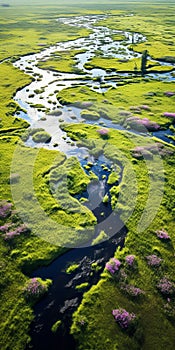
105,258,121,274
125,255,135,266
163,112,175,118
0,201,12,218
139,105,151,111
97,128,109,136
121,284,144,297
24,278,47,298
146,254,162,267
125,116,160,131
157,277,175,295
156,229,170,240
112,308,136,329
164,91,175,97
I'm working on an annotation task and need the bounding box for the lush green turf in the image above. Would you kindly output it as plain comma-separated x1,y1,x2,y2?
57,80,175,127
37,49,87,73
85,56,173,73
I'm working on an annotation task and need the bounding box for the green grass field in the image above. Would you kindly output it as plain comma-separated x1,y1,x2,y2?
1,1,175,349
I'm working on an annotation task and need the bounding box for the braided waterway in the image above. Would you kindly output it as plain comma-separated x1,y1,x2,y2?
11,14,175,350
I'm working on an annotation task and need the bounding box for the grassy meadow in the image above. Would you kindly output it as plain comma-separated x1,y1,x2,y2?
0,1,175,350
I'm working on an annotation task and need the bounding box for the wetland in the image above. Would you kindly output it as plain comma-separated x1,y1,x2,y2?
1,1,175,350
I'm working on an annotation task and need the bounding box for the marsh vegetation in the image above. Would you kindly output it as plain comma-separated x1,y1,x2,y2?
0,1,175,350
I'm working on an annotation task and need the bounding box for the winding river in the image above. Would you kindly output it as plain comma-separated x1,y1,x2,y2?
11,14,175,350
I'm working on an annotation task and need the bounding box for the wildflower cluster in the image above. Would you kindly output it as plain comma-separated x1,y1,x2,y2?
164,91,175,97
24,278,47,298
0,221,28,240
146,254,162,267
112,308,136,329
125,255,135,267
121,284,144,297
139,105,151,111
0,224,11,232
163,112,175,118
156,229,170,240
157,277,175,295
0,201,12,219
132,143,173,159
105,258,121,274
97,128,109,139
125,116,160,131
4,224,28,240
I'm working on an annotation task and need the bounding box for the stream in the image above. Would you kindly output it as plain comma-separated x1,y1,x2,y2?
11,14,175,350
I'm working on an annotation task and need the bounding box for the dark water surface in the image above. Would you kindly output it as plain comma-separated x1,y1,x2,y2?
26,225,126,350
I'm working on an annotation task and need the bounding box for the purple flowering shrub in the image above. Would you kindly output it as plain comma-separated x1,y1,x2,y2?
163,112,175,118
121,284,144,297
0,201,12,219
4,224,28,240
157,277,175,295
125,116,160,131
156,229,170,240
0,222,29,241
24,277,51,300
112,308,136,329
125,255,135,267
139,105,151,111
164,91,175,97
105,258,121,274
146,254,162,267
132,143,174,160
97,128,109,139
0,200,30,241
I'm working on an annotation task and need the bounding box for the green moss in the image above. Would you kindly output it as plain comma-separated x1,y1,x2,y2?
81,109,100,120
66,264,79,274
37,49,87,74
51,320,62,333
91,262,102,272
75,282,89,290
110,185,120,210
92,230,108,245
102,194,109,204
107,171,120,185
89,171,99,182
32,131,52,143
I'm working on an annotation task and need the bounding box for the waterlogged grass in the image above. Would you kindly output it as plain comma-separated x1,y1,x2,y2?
37,49,87,73
0,13,91,61
85,56,173,73
57,81,175,127
51,320,61,333
96,8,175,61
63,123,175,350
66,263,80,274
0,62,31,130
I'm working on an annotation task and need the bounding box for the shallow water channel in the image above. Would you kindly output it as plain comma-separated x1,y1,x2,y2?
11,14,175,350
